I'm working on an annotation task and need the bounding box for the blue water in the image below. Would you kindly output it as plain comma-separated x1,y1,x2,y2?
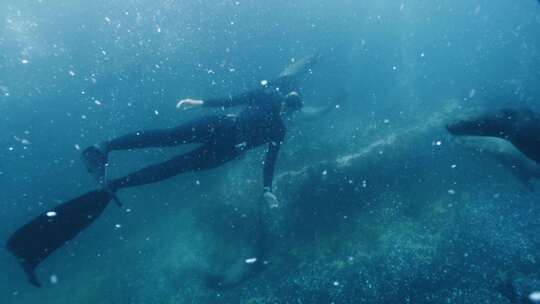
1,0,540,303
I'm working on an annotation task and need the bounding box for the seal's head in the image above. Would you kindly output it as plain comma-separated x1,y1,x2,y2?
446,108,518,138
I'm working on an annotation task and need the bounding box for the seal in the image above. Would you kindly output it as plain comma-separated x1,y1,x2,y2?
447,108,540,164
456,136,540,191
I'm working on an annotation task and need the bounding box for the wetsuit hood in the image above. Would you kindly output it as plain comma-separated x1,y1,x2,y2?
284,91,303,112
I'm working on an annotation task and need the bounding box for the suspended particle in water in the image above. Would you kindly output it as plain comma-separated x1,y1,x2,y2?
0,85,9,97
448,189,456,195
74,144,80,150
392,66,397,71
529,292,540,303
68,70,76,76
21,59,29,64
94,100,102,106
333,281,340,286
383,119,390,124
260,79,268,86
245,258,257,264
50,274,58,284
115,224,122,229
451,164,457,169
154,110,159,115
469,89,476,99
46,211,57,217
322,170,328,176
14,136,30,145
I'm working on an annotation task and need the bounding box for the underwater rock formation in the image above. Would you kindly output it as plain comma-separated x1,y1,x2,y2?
202,99,538,302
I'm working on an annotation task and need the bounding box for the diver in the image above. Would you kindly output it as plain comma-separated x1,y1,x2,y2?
81,61,342,206
6,55,346,287
83,88,304,206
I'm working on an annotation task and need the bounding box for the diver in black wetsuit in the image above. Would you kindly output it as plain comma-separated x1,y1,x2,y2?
82,86,307,205
6,55,344,287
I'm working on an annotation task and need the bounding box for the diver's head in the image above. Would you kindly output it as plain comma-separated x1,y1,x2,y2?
281,91,303,115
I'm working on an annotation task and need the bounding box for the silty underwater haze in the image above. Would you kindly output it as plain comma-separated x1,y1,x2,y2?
1,0,540,303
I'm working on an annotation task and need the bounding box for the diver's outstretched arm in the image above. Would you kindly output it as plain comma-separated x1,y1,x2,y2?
177,89,264,109
297,89,347,122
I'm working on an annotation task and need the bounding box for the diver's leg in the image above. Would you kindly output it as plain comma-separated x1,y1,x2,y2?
82,115,225,186
103,115,225,152
107,144,238,192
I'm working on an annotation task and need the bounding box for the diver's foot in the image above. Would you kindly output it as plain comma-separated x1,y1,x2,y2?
82,144,108,186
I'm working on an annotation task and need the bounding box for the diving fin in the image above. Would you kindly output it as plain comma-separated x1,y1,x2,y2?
6,189,113,287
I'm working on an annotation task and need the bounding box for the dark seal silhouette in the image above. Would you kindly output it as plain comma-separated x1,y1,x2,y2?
447,108,540,164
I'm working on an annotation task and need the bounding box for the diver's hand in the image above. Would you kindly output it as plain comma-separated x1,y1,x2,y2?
263,189,279,209
176,98,204,110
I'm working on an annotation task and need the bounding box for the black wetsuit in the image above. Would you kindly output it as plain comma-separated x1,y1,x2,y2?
107,87,287,192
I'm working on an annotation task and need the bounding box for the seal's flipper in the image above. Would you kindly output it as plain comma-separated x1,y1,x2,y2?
512,167,535,192
6,189,112,287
